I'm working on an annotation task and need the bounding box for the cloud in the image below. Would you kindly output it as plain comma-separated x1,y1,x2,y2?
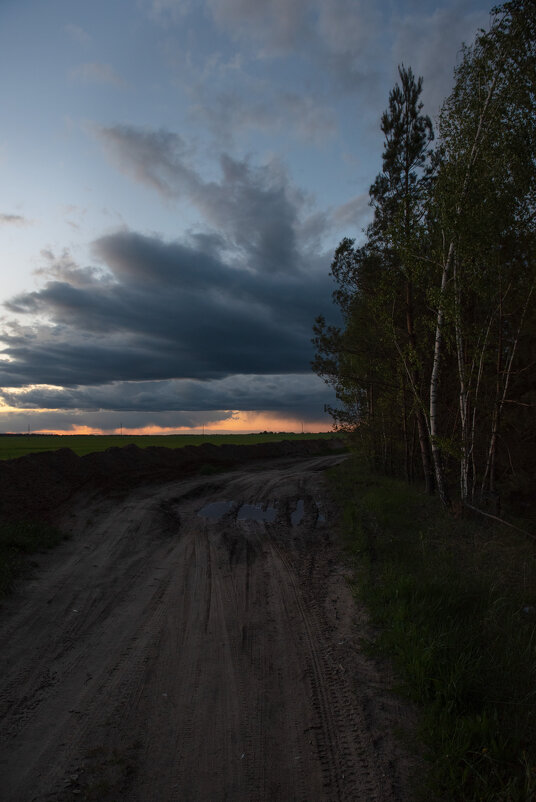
195,0,385,93
0,213,31,227
70,62,126,88
0,406,232,434
391,3,490,114
331,194,371,231
93,124,323,274
153,0,490,132
1,128,340,426
147,0,192,23
0,373,335,433
205,0,315,53
189,86,336,146
0,373,332,416
93,125,194,198
0,227,336,389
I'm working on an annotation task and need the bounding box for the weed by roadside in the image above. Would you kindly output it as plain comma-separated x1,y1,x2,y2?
331,457,536,802
0,520,67,597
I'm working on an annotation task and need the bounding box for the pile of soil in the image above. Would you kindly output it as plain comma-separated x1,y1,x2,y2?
0,438,344,523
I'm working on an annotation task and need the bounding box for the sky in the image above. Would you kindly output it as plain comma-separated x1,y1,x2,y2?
0,0,491,434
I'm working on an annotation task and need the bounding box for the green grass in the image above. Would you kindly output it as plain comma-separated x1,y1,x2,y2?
0,520,67,597
331,456,536,801
0,432,338,460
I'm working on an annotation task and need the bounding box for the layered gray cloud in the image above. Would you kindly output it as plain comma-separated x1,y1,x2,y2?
0,227,334,389
1,374,329,415
93,125,324,273
0,407,232,433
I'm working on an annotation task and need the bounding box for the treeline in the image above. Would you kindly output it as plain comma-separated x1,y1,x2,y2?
313,0,536,516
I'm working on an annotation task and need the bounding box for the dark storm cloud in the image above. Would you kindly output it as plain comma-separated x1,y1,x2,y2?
0,229,336,388
1,374,331,416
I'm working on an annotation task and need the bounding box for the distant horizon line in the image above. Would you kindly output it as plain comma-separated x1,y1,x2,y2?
0,430,334,437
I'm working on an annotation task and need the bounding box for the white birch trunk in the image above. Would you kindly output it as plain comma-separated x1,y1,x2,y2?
429,64,503,508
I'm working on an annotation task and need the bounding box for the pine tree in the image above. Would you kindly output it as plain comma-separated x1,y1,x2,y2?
368,66,435,492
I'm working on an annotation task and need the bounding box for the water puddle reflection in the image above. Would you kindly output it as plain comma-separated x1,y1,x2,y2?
198,501,235,520
198,500,278,523
237,504,277,522
291,499,305,526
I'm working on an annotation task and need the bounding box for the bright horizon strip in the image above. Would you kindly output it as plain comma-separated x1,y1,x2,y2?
14,412,333,436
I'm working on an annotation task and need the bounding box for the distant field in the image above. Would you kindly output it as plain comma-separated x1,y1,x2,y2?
0,432,338,460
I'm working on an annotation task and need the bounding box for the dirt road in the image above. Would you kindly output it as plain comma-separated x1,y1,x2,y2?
0,453,414,801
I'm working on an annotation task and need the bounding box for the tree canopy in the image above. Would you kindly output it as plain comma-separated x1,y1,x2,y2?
313,0,536,516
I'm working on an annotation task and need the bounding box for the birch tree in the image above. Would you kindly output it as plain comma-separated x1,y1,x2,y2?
432,0,536,507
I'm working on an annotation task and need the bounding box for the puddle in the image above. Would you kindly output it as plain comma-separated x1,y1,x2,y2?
315,501,326,523
237,504,277,523
291,499,305,526
197,501,235,520
198,501,278,523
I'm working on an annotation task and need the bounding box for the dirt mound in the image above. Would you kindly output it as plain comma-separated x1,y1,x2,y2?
0,439,344,522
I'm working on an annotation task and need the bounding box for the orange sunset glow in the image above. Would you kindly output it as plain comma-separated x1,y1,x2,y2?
27,411,333,437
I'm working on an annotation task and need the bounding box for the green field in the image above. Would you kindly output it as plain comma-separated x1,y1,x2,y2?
0,432,337,460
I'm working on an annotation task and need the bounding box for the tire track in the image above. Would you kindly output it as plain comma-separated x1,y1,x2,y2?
0,453,416,802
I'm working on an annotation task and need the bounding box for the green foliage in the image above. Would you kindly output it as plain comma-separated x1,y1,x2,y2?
0,520,66,597
313,0,536,515
332,456,536,800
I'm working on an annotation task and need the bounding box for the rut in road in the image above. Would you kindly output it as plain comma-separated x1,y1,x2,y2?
0,454,416,801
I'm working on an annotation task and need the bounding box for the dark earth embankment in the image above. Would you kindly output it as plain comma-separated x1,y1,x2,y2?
0,438,344,523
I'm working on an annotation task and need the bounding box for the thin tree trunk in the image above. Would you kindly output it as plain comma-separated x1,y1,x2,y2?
470,307,495,501
481,281,534,504
453,253,470,501
429,239,454,507
401,372,410,482
410,416,417,483
405,280,435,493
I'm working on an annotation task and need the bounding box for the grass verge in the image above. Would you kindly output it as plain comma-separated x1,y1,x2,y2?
0,520,67,597
331,456,536,801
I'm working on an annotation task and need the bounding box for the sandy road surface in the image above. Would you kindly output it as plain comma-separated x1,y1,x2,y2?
0,454,414,801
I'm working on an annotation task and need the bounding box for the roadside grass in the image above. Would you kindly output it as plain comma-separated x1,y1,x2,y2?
0,432,340,461
331,456,536,801
0,520,67,597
